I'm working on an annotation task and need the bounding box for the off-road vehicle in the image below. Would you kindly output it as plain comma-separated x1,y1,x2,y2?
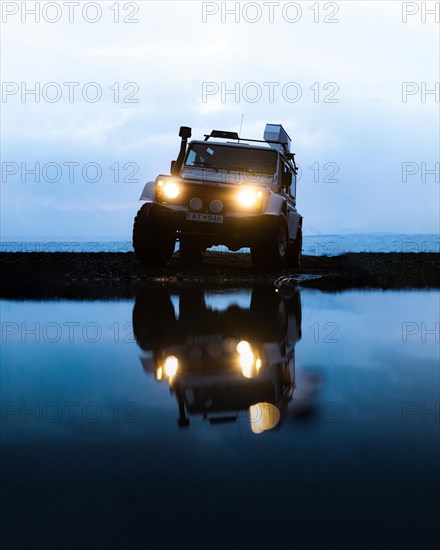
133,123,302,269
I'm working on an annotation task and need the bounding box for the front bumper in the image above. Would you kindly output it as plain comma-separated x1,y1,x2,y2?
153,204,278,249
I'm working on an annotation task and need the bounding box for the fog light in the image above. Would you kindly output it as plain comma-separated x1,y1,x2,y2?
190,197,203,211
210,200,223,213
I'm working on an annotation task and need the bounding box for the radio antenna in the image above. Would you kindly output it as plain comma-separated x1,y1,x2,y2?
238,114,244,140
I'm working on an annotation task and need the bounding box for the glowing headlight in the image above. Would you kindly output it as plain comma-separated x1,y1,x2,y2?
164,355,179,378
157,179,181,199
237,188,264,208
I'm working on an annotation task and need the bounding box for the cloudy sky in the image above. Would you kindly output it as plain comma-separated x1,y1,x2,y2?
1,0,439,239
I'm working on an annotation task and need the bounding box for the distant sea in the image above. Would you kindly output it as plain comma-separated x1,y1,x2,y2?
2,233,439,255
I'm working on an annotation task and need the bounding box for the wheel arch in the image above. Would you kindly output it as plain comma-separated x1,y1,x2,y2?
139,181,156,201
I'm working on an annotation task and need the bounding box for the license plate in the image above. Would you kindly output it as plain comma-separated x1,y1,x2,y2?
186,212,223,224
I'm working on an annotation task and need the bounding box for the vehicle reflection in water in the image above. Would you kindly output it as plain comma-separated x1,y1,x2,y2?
133,286,321,432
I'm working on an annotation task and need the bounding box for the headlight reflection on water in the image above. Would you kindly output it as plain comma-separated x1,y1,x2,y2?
237,340,261,378
156,356,179,380
164,355,179,378
249,402,281,434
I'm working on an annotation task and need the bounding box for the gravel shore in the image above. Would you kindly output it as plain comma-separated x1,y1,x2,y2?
1,251,439,299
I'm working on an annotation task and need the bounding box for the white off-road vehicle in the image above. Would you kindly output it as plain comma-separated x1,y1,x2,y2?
133,124,302,269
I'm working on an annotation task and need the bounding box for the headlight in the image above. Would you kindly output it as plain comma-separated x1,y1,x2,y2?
157,179,181,199
236,188,264,208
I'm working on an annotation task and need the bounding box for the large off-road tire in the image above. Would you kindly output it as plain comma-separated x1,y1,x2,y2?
250,287,288,342
132,289,177,351
133,203,176,266
179,240,206,264
287,226,302,268
251,218,289,270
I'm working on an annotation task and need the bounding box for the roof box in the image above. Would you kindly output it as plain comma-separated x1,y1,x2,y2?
263,124,291,153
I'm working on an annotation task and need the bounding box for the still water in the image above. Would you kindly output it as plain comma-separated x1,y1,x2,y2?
1,289,439,549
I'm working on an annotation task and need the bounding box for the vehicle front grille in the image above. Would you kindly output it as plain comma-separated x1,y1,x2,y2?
181,184,235,213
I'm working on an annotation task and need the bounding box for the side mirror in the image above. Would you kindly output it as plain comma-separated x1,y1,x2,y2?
170,160,176,174
179,126,192,139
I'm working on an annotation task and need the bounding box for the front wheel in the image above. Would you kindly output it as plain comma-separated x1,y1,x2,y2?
251,218,289,270
133,203,176,266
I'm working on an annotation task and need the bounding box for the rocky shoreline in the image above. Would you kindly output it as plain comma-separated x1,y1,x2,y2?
0,251,439,299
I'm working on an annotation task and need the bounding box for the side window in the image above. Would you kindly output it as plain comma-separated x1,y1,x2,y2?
186,150,196,166
281,163,292,192
291,173,297,197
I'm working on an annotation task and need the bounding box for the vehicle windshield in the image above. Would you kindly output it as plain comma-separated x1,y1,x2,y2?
184,143,277,178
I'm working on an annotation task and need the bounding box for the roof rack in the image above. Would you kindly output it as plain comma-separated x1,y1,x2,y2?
204,130,239,141
203,126,297,171
204,131,283,148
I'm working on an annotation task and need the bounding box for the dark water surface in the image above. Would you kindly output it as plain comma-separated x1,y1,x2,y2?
1,289,439,549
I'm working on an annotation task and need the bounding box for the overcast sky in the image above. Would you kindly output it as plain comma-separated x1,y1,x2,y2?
1,0,439,239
